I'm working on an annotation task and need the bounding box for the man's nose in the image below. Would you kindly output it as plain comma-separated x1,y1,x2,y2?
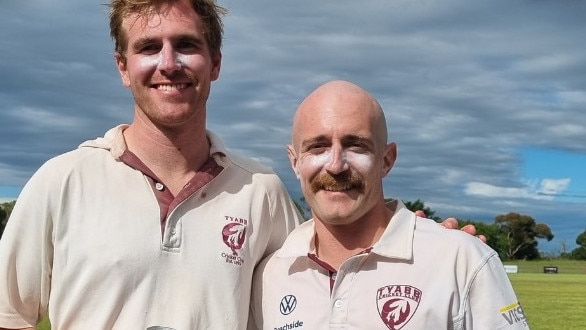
325,148,349,174
158,46,181,73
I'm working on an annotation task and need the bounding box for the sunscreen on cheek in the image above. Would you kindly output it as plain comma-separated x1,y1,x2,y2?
138,54,161,71
296,150,332,180
175,53,195,67
345,151,373,172
300,150,333,172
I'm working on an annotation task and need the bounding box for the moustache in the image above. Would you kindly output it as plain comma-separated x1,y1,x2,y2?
310,172,364,193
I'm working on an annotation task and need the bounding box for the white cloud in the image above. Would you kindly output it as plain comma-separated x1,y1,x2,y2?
465,182,541,200
538,178,571,196
465,178,571,201
12,107,85,131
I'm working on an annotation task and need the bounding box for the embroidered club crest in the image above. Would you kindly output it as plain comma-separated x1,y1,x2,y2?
376,285,422,330
222,222,247,255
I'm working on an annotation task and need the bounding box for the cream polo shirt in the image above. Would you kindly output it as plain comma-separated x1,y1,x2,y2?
251,201,529,330
0,125,301,329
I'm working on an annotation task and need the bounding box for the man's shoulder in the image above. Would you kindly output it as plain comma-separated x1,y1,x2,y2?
42,145,109,170
224,151,275,175
207,130,275,175
414,218,496,257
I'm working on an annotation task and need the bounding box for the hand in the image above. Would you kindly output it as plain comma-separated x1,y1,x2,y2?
415,210,487,243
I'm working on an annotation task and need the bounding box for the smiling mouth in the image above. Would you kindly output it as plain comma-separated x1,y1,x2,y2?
154,83,190,91
322,183,355,192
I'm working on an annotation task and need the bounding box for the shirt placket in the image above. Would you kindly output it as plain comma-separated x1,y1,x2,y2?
329,255,365,327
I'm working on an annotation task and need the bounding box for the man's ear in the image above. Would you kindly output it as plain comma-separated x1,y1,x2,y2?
115,52,131,87
287,144,300,178
210,51,222,81
381,142,397,177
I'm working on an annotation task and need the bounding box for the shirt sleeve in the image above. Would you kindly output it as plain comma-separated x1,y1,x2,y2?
264,178,302,260
465,254,530,329
248,177,301,330
0,166,54,328
249,253,273,330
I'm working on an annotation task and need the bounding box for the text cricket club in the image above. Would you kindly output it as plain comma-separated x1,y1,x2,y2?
221,216,248,266
377,284,422,304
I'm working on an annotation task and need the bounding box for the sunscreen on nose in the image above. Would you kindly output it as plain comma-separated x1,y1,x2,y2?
138,50,192,71
298,149,373,175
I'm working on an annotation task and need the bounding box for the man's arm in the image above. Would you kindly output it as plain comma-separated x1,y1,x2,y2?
0,167,54,328
466,254,529,329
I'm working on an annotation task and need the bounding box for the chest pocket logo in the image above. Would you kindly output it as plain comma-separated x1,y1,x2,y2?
222,222,246,255
376,285,422,330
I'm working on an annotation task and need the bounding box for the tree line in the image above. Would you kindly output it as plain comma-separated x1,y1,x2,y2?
295,197,586,261
2,198,586,260
404,199,586,261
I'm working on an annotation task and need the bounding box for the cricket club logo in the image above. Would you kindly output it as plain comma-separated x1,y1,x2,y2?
376,285,422,330
222,222,247,255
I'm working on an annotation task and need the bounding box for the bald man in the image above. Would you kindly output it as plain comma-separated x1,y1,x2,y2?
249,80,528,329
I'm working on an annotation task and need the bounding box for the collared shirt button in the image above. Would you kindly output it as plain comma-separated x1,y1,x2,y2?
334,299,343,308
155,183,164,191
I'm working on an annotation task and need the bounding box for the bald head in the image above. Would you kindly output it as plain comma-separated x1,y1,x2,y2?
292,80,388,149
287,80,397,227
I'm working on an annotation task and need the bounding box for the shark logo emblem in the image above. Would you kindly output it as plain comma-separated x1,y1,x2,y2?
222,223,246,255
376,285,421,330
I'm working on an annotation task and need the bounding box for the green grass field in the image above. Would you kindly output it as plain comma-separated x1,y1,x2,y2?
505,260,586,330
509,273,586,330
36,260,586,330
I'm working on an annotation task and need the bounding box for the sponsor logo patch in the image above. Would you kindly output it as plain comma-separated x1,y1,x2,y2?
376,285,422,330
500,301,528,326
280,295,298,315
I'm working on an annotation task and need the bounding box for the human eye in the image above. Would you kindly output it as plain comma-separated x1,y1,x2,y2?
301,142,327,155
308,144,327,154
140,44,160,55
345,137,372,153
133,39,160,55
176,38,200,53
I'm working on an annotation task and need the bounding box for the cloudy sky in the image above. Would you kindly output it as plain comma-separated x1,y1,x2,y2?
1,0,585,253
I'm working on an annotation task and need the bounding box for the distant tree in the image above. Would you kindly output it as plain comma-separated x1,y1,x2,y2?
0,206,6,239
570,229,586,260
495,212,554,260
459,220,509,259
401,199,441,221
294,197,311,221
0,200,16,239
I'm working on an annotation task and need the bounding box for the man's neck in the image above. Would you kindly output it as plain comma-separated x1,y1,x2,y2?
123,116,210,195
313,200,396,270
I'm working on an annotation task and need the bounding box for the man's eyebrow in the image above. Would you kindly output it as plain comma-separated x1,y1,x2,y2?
174,33,206,46
342,135,373,145
300,136,328,149
131,34,205,52
131,37,156,52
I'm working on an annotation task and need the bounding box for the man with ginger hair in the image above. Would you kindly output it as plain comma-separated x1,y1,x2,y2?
0,0,301,329
250,80,528,329
0,1,481,329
